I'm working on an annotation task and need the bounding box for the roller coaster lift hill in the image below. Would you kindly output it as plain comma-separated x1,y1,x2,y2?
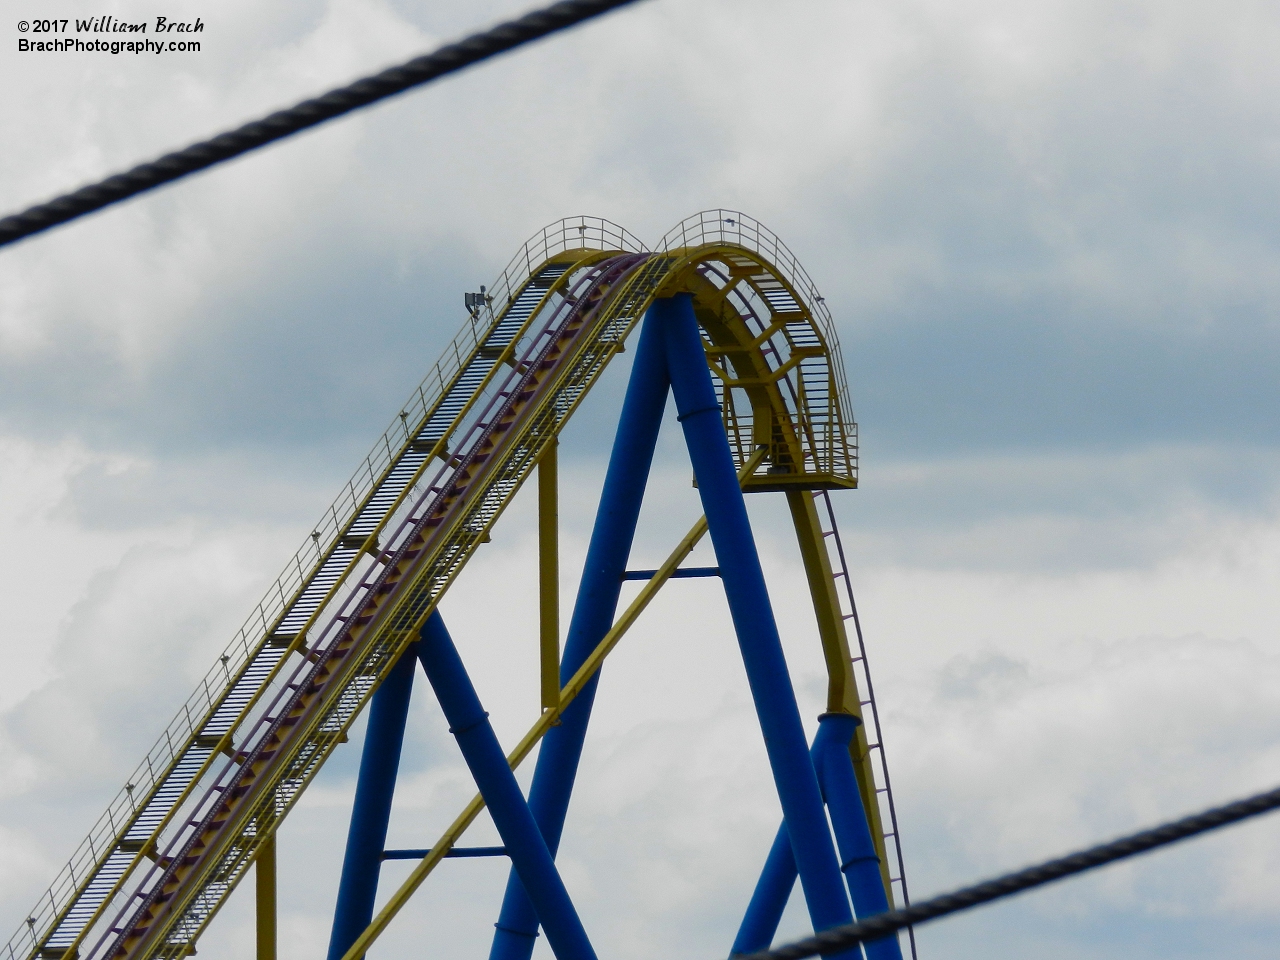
12,2,1272,958
3,212,916,960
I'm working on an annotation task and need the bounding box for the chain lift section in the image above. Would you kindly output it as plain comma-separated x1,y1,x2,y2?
6,212,907,960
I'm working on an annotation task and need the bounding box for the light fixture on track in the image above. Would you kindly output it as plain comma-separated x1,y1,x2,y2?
6,211,912,960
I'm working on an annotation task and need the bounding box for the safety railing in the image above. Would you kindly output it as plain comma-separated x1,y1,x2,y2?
6,213,859,960
494,216,645,301
657,209,853,429
665,211,858,487
2,216,643,960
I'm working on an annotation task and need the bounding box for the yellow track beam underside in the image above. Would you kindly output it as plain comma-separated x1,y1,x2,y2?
46,244,853,960
787,491,894,903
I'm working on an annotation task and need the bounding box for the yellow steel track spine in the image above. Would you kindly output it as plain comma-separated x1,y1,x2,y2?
11,212,872,960
125,255,676,960
30,252,596,960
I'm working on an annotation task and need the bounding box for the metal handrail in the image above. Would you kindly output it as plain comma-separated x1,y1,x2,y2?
2,216,643,960
659,210,857,486
6,214,863,960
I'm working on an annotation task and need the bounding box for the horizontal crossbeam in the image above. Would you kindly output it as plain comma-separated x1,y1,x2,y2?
622,566,720,580
381,847,508,860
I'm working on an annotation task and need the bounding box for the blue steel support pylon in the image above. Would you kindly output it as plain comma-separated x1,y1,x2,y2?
326,648,417,960
417,611,599,960
816,715,901,960
732,765,816,954
494,296,861,957
489,309,672,960
331,298,867,960
732,717,902,960
659,294,857,948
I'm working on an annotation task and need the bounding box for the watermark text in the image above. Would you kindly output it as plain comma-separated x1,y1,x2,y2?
17,16,204,54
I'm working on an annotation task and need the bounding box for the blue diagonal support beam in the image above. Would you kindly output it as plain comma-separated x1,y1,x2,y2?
326,648,417,960
418,611,598,960
657,293,857,953
490,307,671,960
733,819,800,955
816,714,902,960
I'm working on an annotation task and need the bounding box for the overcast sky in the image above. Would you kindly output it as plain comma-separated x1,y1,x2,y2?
4,0,1280,958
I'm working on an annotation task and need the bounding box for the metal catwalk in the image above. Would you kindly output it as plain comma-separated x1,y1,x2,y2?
5,212,913,960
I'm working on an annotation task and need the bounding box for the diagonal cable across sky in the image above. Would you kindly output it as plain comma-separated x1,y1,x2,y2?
0,0,646,249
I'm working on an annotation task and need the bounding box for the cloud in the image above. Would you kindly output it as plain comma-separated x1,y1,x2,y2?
837,443,1280,571
5,0,1280,957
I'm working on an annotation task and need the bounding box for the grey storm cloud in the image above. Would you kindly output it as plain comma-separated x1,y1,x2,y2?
4,0,1280,958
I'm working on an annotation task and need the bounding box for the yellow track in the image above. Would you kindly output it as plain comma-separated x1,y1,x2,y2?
8,211,872,960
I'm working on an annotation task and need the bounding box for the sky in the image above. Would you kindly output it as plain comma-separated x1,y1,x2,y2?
3,0,1280,958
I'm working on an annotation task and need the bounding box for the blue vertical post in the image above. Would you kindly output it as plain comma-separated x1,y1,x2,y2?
326,648,417,960
489,310,672,960
418,611,598,960
732,724,840,954
816,714,902,960
658,293,856,949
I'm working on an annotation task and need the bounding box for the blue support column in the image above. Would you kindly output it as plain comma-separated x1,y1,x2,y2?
816,715,902,960
658,294,856,949
734,718,902,959
732,725,838,954
732,822,797,955
418,611,598,960
326,647,417,960
490,309,672,960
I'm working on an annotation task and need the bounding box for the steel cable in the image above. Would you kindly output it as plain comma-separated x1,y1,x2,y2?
733,781,1280,960
0,0,645,249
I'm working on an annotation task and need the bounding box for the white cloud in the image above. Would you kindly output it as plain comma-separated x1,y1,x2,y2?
6,0,1280,957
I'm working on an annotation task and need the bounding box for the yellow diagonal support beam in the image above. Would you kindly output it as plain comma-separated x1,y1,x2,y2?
338,448,766,960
